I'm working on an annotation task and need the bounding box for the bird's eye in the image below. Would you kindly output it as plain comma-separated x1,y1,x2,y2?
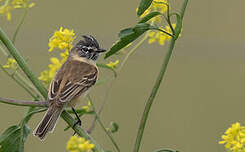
82,47,89,53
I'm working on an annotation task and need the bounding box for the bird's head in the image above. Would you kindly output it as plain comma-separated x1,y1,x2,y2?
71,35,106,61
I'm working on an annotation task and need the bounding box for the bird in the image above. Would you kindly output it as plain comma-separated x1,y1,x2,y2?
33,35,106,140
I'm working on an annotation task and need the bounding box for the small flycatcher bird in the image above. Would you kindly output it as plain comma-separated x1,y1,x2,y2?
33,35,106,140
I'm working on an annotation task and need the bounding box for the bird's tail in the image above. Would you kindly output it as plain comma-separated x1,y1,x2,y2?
33,104,63,140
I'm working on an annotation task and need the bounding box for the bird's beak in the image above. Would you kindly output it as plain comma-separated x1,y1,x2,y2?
98,48,106,53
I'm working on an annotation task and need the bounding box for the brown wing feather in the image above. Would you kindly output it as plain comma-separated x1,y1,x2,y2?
48,58,98,107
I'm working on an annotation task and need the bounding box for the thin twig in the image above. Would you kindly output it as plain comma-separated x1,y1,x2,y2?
0,96,47,107
88,95,120,152
12,7,28,44
0,65,37,98
118,32,149,72
166,3,175,35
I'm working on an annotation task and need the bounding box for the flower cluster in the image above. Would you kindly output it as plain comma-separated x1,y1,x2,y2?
106,60,119,69
219,122,245,152
2,58,17,70
148,24,176,45
48,27,76,52
138,0,180,46
139,0,168,23
67,136,94,152
0,0,35,21
39,27,75,85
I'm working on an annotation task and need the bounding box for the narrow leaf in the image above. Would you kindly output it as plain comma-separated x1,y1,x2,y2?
134,23,151,32
118,28,134,39
137,0,153,16
138,11,161,23
0,124,30,152
105,23,151,59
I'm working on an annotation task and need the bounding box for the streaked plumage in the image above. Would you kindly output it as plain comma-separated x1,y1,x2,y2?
33,35,105,140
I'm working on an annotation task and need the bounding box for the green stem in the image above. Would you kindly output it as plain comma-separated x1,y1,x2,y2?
118,32,148,72
0,26,105,152
133,1,189,152
88,95,120,152
0,66,37,98
61,111,105,152
0,27,48,99
0,42,8,56
15,72,42,99
87,78,114,134
12,7,28,44
22,108,47,124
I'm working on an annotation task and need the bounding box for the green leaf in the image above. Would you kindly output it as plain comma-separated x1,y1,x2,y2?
134,23,151,32
109,122,119,133
118,28,134,39
97,63,117,77
137,0,153,16
0,124,30,152
105,23,152,59
138,11,161,23
153,148,179,152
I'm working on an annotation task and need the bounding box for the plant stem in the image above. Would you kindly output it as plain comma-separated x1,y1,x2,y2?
12,7,28,44
87,78,114,134
88,95,120,152
133,1,189,152
61,111,105,152
0,96,47,107
0,65,37,98
15,72,42,99
118,33,148,72
0,42,8,56
0,27,48,99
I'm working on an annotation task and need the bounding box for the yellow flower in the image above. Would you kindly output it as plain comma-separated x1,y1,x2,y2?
219,122,245,152
81,101,92,112
0,0,35,21
139,0,168,23
147,24,175,46
48,27,76,52
2,58,17,69
39,27,76,85
39,57,62,85
0,3,12,21
60,49,69,63
11,0,35,8
67,136,94,152
106,60,119,69
48,57,62,78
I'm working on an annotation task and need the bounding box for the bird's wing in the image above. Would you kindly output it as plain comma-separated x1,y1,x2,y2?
48,59,98,107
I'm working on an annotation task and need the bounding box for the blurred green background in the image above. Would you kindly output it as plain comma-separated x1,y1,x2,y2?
0,0,244,152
